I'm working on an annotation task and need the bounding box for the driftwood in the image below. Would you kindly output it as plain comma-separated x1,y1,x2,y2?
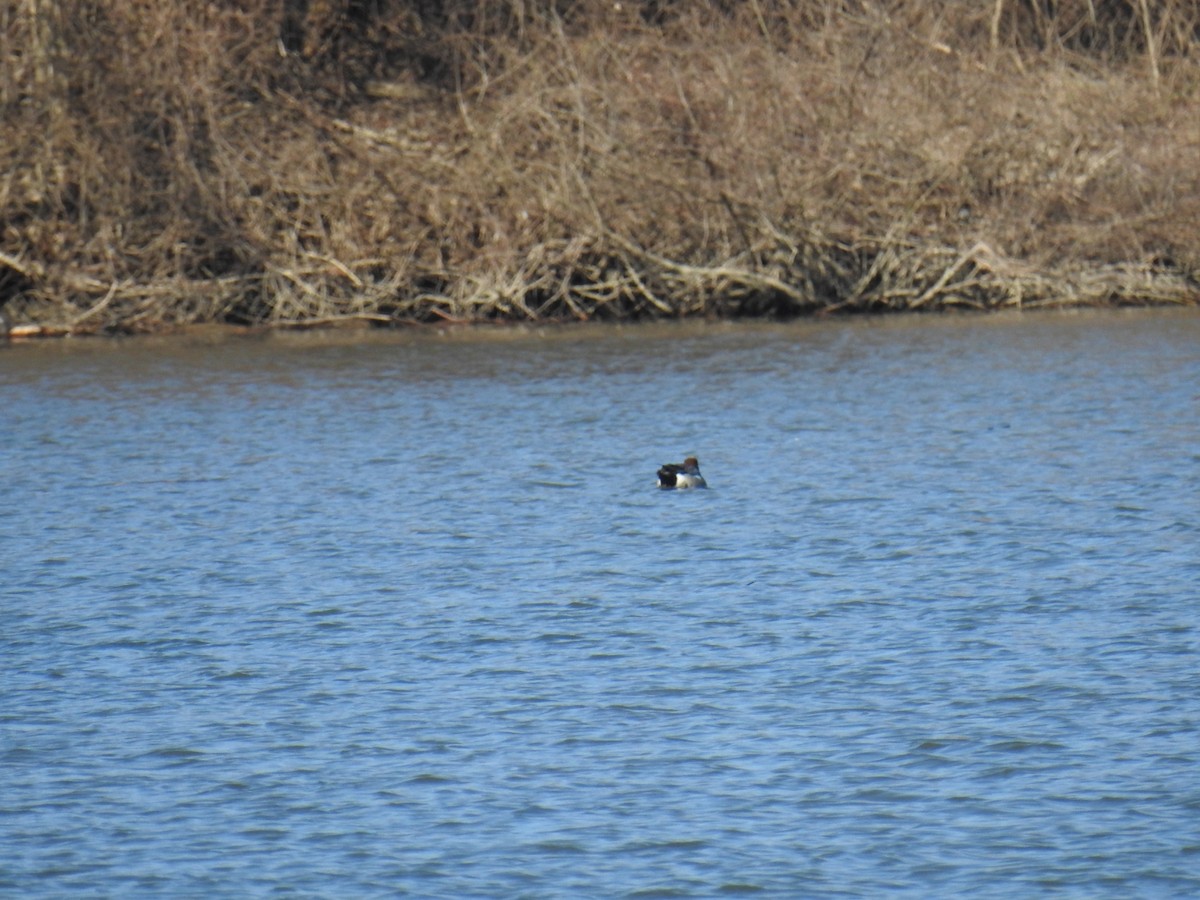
4,233,1197,337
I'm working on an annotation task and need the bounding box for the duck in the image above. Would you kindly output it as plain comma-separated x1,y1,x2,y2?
657,456,707,489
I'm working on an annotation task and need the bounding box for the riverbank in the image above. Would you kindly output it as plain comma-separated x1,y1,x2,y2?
3,2,1198,335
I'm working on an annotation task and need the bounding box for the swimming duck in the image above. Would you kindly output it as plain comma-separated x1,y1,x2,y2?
657,456,707,489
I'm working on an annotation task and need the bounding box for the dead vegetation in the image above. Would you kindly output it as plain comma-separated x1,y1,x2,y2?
2,0,1198,335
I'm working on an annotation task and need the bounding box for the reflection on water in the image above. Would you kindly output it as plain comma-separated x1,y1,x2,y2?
3,310,1199,896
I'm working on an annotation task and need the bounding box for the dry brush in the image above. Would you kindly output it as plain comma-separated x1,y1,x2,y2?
2,0,1198,334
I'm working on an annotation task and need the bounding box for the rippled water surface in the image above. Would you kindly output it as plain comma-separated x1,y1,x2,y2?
3,311,1199,897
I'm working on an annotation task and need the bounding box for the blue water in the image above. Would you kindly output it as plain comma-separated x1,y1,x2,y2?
3,311,1199,897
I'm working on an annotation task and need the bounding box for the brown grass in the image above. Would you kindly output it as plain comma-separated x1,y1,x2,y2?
3,0,1199,334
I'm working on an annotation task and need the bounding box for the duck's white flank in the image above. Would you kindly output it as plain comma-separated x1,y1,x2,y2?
657,456,707,489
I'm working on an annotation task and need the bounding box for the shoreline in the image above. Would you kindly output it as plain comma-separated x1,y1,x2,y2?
5,303,1198,350
4,262,1197,340
5,242,1197,339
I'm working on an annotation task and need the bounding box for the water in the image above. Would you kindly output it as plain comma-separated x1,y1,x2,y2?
3,310,1198,897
